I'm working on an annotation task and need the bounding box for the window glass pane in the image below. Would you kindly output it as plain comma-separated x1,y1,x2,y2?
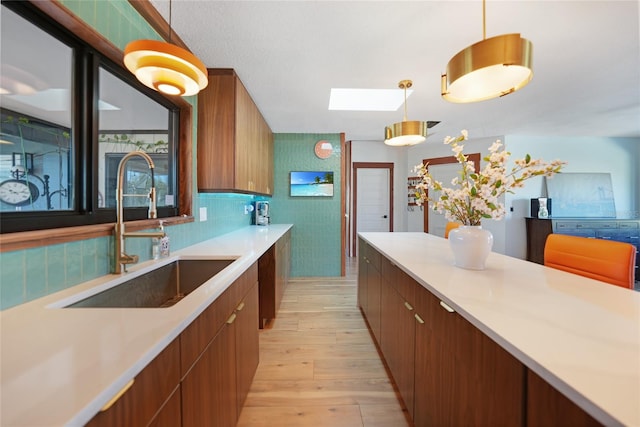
98,67,173,210
0,6,74,212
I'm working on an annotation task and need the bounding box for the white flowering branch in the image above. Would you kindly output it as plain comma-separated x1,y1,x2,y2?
413,130,566,226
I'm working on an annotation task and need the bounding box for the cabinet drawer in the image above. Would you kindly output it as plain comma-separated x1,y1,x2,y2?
87,338,180,427
180,287,235,376
380,256,397,289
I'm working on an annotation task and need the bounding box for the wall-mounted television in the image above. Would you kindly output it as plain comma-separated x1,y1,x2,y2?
290,171,334,197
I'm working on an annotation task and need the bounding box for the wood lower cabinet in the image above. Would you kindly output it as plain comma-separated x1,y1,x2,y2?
235,281,260,413
527,369,602,427
359,243,604,427
379,259,416,418
362,245,525,427
182,315,238,427
258,229,291,327
86,338,180,427
89,262,260,427
181,262,259,427
197,68,273,195
358,238,382,342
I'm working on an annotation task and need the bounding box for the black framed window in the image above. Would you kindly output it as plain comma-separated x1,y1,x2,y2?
0,1,179,233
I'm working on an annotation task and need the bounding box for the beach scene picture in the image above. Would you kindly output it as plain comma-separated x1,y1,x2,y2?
290,171,334,197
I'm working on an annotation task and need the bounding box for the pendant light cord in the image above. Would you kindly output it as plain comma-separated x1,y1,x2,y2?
168,0,173,43
482,0,486,40
403,84,408,121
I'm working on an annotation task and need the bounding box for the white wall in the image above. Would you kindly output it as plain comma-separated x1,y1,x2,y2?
352,134,639,261
350,140,408,233
503,135,640,259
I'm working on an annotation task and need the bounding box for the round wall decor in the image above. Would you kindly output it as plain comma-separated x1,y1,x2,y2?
314,140,333,159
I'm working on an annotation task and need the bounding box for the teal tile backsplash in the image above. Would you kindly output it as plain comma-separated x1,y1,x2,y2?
0,194,254,310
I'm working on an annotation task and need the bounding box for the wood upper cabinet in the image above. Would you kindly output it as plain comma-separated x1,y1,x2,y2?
197,68,274,195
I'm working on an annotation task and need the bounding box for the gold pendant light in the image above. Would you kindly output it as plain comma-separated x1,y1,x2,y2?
124,0,208,97
441,0,533,103
385,80,434,146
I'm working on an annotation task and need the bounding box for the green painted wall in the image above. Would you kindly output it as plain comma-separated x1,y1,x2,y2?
271,134,342,277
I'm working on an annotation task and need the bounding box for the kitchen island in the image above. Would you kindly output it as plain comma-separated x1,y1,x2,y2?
0,224,292,426
358,232,639,427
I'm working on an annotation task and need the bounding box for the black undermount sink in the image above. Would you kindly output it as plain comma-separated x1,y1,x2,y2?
65,259,236,308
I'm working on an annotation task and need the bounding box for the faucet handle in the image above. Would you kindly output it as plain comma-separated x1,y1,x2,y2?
120,253,139,265
148,187,157,219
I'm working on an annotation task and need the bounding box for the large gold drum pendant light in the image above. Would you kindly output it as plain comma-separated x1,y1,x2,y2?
441,0,533,103
123,1,208,97
384,80,429,146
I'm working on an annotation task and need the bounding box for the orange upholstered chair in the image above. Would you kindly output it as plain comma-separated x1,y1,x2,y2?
543,234,636,289
444,222,461,239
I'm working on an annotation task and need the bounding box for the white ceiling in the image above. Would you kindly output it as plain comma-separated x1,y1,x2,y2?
149,0,640,142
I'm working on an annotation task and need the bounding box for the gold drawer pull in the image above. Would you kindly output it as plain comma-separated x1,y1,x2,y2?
227,313,237,324
404,301,414,311
101,378,134,411
439,301,455,313
236,301,245,311
414,313,425,324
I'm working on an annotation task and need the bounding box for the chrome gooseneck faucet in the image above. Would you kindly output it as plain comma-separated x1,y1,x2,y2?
114,151,166,274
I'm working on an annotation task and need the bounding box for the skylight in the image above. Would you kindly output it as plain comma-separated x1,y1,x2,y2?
328,88,412,111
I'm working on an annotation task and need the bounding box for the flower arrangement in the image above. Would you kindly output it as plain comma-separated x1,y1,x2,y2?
413,130,566,226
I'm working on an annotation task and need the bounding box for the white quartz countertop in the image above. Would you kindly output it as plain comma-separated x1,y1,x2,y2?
359,232,640,427
0,224,292,427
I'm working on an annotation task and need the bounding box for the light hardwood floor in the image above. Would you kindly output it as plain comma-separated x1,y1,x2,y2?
237,259,411,427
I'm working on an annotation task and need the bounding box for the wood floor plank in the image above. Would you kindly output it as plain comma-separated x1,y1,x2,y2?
243,378,399,407
237,405,364,427
239,260,410,427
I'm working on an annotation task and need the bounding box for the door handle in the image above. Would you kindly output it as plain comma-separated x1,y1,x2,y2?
382,215,388,218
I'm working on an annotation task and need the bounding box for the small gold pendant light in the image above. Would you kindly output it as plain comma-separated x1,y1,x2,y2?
385,80,437,146
441,0,533,103
123,0,208,97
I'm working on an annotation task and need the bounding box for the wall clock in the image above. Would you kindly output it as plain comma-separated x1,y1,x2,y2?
0,179,40,206
314,140,333,159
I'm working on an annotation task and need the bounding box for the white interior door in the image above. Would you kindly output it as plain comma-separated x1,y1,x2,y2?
427,163,460,237
357,168,390,232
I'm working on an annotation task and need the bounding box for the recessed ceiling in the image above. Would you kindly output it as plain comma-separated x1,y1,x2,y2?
151,0,640,141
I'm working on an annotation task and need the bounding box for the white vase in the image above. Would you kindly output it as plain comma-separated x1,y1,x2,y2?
448,226,494,270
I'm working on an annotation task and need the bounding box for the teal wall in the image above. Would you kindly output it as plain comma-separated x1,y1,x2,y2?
0,2,345,310
271,134,342,277
0,0,254,310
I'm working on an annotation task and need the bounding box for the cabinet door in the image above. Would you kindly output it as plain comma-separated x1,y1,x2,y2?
357,239,368,312
365,260,382,343
182,318,238,427
234,77,253,192
148,386,182,427
413,286,456,427
197,71,236,191
380,267,415,419
236,281,260,413
86,338,180,427
414,285,524,427
527,369,602,427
